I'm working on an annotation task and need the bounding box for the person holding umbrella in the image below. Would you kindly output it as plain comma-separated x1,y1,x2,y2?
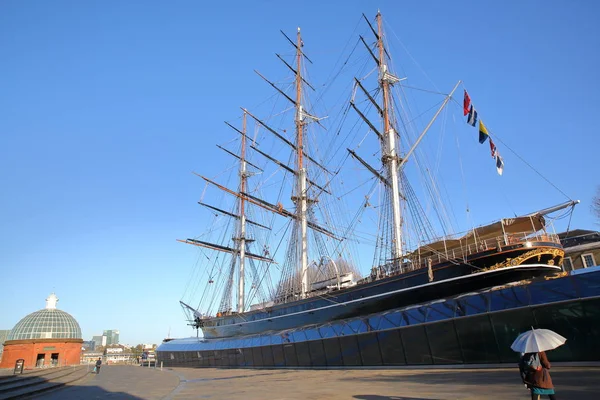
511,327,566,400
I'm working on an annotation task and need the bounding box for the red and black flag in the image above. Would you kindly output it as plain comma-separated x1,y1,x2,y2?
489,138,497,158
463,90,471,116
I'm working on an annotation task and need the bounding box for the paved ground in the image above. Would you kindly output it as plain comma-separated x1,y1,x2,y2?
31,364,600,399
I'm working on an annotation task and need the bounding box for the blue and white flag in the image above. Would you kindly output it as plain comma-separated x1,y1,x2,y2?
496,153,504,176
467,105,478,127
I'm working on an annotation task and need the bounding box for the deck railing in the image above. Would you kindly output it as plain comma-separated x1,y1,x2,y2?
371,231,561,278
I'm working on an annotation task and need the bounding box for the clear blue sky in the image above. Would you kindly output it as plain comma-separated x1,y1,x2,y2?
1,1,599,345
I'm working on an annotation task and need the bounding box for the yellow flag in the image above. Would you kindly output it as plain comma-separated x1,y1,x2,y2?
478,120,489,144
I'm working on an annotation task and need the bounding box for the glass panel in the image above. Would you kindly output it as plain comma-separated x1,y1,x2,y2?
368,315,382,331
490,286,530,312
426,302,455,322
403,308,426,325
271,344,286,367
308,340,327,367
260,335,271,346
528,277,578,305
341,322,355,336
318,325,337,339
426,321,463,364
201,352,210,367
573,272,600,298
207,351,217,367
282,343,298,366
235,348,244,367
583,299,600,361
357,332,382,366
322,337,343,366
533,301,595,362
261,345,275,366
490,308,537,363
215,351,226,367
455,293,490,316
339,335,362,366
348,320,368,333
295,342,311,366
292,331,307,342
241,348,253,366
304,328,321,340
455,315,500,363
382,311,404,328
332,322,344,336
252,347,263,367
226,349,237,367
377,330,406,365
271,334,284,345
207,341,218,350
401,325,432,365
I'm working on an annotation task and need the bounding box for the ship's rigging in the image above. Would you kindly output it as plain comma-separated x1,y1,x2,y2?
178,12,578,330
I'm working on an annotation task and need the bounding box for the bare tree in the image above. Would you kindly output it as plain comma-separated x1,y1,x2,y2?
593,186,600,224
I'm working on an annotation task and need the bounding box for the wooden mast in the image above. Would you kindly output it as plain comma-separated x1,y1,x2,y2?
237,111,248,313
376,11,403,266
295,27,309,298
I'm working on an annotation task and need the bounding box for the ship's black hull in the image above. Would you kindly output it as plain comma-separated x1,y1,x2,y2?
201,256,561,338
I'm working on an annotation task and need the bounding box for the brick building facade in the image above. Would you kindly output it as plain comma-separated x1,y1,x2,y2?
0,294,82,369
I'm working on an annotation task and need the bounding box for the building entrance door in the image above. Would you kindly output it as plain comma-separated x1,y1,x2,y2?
36,353,45,367
51,353,59,366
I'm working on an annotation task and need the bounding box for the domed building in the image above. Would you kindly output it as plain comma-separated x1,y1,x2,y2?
0,293,83,369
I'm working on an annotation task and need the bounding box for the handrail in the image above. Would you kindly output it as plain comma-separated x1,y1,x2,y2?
370,231,562,278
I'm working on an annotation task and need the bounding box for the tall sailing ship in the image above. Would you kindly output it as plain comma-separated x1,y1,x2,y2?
174,12,577,342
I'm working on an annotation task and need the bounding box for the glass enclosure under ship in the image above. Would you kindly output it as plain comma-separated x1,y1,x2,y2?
158,266,600,367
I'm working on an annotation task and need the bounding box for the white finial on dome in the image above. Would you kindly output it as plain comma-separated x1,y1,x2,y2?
45,293,59,309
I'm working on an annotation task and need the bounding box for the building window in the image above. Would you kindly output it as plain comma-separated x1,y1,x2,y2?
581,253,596,268
563,257,573,271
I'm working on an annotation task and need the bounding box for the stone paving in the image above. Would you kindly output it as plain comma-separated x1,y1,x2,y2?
30,364,600,399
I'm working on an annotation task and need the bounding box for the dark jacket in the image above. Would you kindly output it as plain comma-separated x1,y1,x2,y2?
525,351,554,389
95,359,102,368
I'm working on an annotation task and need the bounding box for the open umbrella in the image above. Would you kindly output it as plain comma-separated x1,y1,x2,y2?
510,327,566,353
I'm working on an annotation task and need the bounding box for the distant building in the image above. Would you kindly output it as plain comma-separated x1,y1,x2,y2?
81,350,134,365
0,293,82,369
103,330,120,345
92,335,105,348
105,345,124,354
82,340,96,351
0,330,10,362
81,351,103,365
559,229,600,271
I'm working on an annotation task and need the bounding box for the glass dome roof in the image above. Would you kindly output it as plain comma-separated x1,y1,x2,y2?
7,293,82,341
